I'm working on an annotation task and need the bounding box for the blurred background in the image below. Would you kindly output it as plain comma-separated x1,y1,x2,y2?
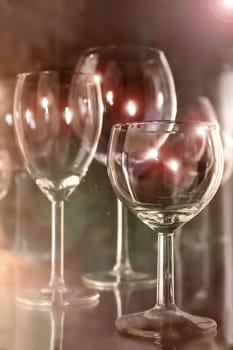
0,0,232,345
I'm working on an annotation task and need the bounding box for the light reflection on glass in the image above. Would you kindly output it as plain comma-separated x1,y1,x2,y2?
157,92,164,109
167,159,180,172
93,74,101,84
106,90,114,106
25,109,36,129
5,113,13,126
216,56,233,182
224,133,233,147
78,98,88,115
125,100,137,117
145,147,159,160
196,125,207,137
64,107,73,125
222,130,233,184
41,97,49,113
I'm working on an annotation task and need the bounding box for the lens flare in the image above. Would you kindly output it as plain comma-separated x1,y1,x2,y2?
223,0,233,8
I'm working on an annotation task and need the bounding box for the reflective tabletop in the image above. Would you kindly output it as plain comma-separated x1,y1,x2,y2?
0,282,230,350
0,158,232,350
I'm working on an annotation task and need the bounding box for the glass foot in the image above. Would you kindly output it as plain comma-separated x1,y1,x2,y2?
16,287,99,308
82,269,156,290
115,307,217,340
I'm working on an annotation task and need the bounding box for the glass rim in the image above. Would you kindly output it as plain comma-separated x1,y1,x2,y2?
16,70,94,79
111,120,219,131
79,45,165,60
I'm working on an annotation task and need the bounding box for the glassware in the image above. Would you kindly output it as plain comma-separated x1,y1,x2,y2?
176,95,233,183
175,96,233,311
108,121,223,339
0,149,11,200
13,71,102,307
0,78,15,201
0,78,54,260
76,45,177,289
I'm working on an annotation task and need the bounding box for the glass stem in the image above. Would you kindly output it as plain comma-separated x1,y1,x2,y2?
155,232,175,308
113,199,132,273
13,171,25,252
48,201,66,290
49,310,64,350
175,228,183,308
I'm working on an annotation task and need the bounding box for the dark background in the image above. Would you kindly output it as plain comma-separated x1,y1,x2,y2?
0,0,233,90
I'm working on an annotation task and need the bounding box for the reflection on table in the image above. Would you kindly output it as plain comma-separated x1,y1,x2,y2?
0,282,223,350
0,160,230,349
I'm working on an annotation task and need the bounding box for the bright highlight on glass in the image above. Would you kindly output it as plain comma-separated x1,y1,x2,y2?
64,107,73,125
167,159,179,172
145,147,159,161
125,100,137,117
41,97,49,112
196,125,207,137
25,109,36,129
106,90,114,106
157,91,164,109
5,113,13,126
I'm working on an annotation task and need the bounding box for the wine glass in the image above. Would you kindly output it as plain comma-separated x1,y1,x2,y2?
108,121,223,339
0,149,11,200
13,70,103,307
175,96,233,309
0,78,15,203
76,45,177,289
176,95,233,183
